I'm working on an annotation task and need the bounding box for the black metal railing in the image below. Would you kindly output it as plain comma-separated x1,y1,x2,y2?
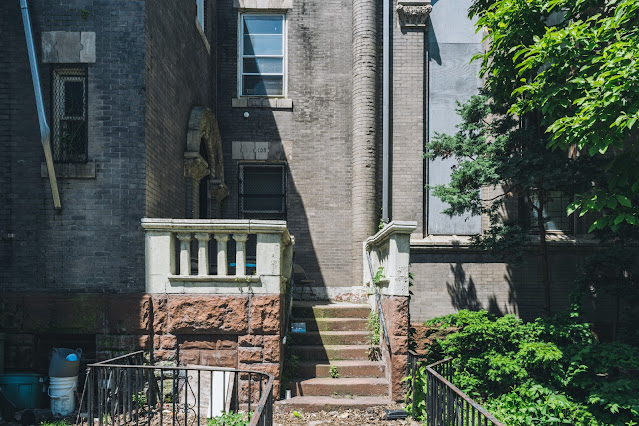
365,250,391,349
408,352,505,426
81,351,274,426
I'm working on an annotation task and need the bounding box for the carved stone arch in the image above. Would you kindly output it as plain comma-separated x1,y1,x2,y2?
185,107,228,218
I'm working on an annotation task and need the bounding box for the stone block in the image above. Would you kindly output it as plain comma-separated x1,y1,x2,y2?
159,334,177,349
153,296,168,334
105,295,151,334
41,31,96,63
238,347,262,363
180,349,201,365
154,350,177,362
390,336,408,355
262,335,280,362
391,355,408,402
180,336,238,350
200,350,237,368
238,335,263,347
167,295,249,334
383,296,410,336
249,295,281,334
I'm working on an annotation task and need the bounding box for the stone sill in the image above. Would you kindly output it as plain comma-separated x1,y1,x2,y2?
41,160,96,179
232,98,293,109
169,275,261,283
195,18,211,55
411,234,600,251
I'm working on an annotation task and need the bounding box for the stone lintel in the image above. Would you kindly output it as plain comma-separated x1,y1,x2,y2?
233,0,293,10
42,31,96,63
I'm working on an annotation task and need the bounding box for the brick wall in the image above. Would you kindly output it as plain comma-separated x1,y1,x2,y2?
2,0,146,292
216,0,355,289
409,243,612,322
144,0,216,219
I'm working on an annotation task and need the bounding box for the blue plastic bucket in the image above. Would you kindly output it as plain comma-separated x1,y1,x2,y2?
0,373,46,410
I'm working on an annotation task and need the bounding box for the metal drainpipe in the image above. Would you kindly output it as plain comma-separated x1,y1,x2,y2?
382,0,390,224
20,0,61,209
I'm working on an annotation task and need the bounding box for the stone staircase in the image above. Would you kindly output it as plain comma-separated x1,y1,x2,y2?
276,301,392,412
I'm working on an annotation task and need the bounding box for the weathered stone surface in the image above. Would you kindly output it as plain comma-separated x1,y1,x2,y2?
238,335,263,347
390,335,408,355
249,295,281,334
154,350,176,362
180,349,201,365
239,347,262,363
106,295,151,333
391,355,408,402
200,350,237,368
159,335,177,349
23,295,102,333
383,296,410,336
262,335,281,362
180,336,238,350
153,296,168,334
168,296,248,334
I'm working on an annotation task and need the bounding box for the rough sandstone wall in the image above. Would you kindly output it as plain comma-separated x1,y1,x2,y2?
380,295,410,402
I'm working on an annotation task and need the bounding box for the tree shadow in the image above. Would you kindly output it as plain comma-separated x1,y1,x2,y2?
446,262,503,316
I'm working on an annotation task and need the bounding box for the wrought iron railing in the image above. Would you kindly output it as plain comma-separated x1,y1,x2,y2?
408,351,505,426
365,250,391,349
81,351,273,426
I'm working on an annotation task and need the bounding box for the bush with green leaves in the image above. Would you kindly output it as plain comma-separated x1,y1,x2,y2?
207,411,251,426
409,310,639,425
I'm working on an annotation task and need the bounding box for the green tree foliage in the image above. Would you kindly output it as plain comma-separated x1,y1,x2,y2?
470,0,639,230
410,310,639,425
426,94,601,315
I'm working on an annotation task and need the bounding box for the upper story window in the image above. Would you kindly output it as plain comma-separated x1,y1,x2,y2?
239,14,286,97
52,66,88,163
527,191,574,233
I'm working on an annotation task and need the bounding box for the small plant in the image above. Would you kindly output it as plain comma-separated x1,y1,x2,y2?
329,365,340,379
80,8,89,19
372,267,384,285
40,422,70,426
293,411,302,418
366,309,382,361
281,354,299,393
132,391,147,408
207,411,251,426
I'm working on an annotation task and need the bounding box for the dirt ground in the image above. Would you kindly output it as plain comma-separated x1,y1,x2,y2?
273,406,421,426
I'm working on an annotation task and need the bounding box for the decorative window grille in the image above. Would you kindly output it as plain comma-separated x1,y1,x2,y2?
239,164,286,220
239,14,286,97
52,67,88,163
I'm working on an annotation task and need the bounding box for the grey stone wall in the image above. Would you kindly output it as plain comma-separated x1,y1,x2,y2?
216,0,355,288
1,0,146,292
144,0,216,219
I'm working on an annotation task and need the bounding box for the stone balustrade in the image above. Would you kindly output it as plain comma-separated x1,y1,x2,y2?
142,219,294,294
363,221,416,297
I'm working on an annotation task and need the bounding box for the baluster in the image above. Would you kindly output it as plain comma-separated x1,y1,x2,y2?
195,233,211,276
233,233,248,276
176,233,192,276
214,234,229,275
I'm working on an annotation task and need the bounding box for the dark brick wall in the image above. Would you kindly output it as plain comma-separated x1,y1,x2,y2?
2,0,146,292
216,0,354,288
145,0,216,218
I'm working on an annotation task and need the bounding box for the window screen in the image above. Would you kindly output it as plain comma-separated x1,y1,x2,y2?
239,164,286,220
52,67,88,163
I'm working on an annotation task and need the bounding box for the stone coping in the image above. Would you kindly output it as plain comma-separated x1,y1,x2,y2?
365,220,417,249
141,218,292,241
410,234,601,252
169,275,261,282
232,98,293,109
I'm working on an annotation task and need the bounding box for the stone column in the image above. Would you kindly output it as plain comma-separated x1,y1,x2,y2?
214,234,229,275
351,0,379,286
233,233,249,276
195,233,211,276
176,233,192,276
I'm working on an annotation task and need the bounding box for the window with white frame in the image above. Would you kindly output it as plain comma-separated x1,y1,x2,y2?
52,67,88,163
239,14,285,97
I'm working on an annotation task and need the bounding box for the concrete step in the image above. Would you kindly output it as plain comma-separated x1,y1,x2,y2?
289,344,374,361
288,377,389,397
290,317,368,332
274,396,394,413
292,302,370,319
291,331,369,346
296,360,385,378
